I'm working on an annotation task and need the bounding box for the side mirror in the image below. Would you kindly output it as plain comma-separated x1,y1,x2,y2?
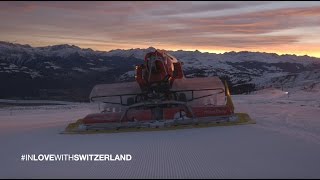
173,62,184,79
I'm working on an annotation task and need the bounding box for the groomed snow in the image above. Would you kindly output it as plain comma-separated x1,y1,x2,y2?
0,89,320,178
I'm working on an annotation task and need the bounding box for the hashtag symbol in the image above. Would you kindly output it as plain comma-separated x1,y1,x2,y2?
21,154,25,161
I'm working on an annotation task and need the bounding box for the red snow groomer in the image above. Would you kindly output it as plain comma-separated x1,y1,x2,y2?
63,49,254,134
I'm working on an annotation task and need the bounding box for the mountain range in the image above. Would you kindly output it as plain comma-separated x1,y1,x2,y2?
1,41,320,101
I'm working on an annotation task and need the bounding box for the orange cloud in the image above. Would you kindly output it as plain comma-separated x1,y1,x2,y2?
0,2,320,57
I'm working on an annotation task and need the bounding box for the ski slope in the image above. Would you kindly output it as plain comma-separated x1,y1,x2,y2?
1,89,320,178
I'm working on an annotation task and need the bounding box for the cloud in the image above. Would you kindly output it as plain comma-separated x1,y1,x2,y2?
0,1,319,56
145,1,270,16
166,6,320,35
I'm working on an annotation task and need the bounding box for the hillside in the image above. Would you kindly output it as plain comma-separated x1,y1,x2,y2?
1,41,320,101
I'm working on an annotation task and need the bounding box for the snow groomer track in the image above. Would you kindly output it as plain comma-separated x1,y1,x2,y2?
1,88,320,178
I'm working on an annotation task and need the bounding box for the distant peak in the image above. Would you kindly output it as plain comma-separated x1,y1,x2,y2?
0,41,318,59
51,44,79,48
0,41,32,48
42,44,81,51
147,46,156,50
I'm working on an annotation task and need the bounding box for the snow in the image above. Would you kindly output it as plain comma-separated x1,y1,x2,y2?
3,64,18,70
0,63,44,78
0,99,80,105
28,71,42,79
1,42,320,67
105,47,156,60
44,62,61,70
0,88,320,178
1,42,320,91
89,67,112,72
263,65,281,71
119,70,136,80
72,67,87,73
49,65,61,70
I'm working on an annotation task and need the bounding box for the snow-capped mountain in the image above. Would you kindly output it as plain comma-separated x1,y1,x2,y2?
0,41,319,101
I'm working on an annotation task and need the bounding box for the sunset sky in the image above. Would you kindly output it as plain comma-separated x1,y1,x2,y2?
1,1,320,57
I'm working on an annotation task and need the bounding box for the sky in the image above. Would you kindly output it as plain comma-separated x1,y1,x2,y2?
0,1,320,57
